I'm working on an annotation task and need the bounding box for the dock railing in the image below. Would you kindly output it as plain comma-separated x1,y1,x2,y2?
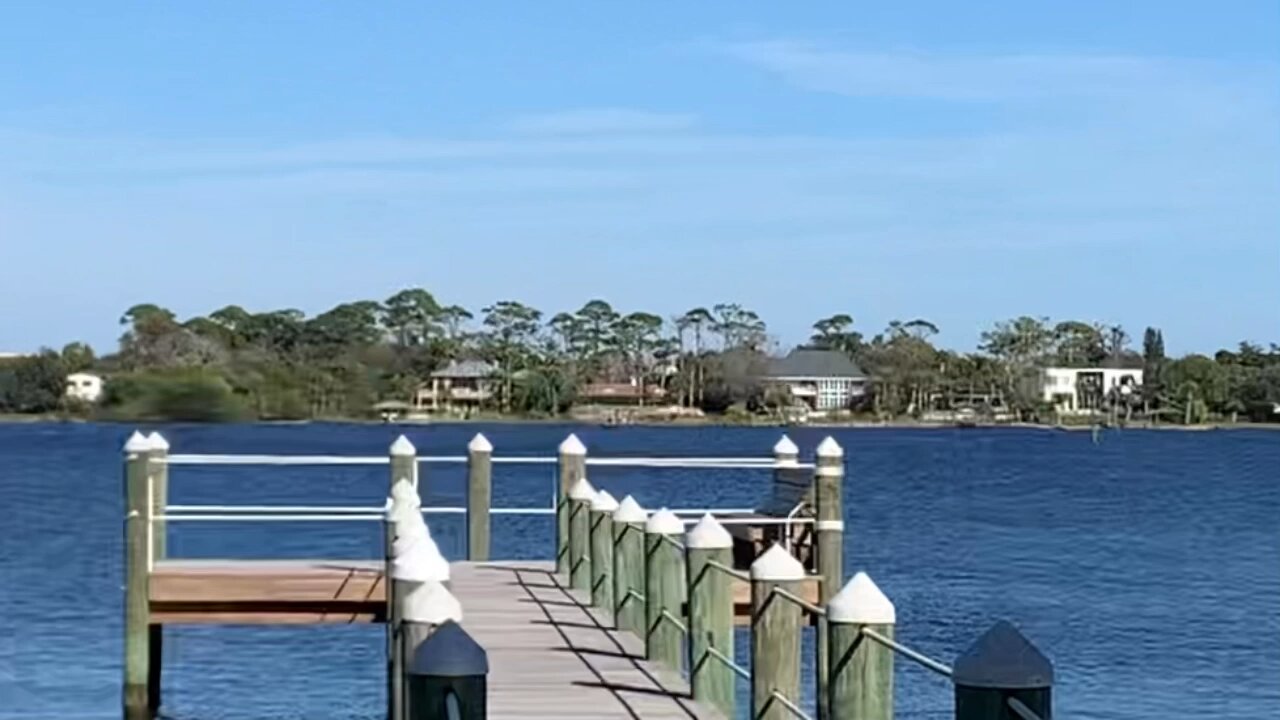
123,429,1054,720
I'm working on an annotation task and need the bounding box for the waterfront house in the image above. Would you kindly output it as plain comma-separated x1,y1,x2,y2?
415,359,496,413
1040,366,1143,415
65,372,104,403
577,381,668,406
763,348,868,412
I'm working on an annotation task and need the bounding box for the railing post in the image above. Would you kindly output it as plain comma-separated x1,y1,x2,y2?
828,572,895,720
556,434,586,575
953,621,1053,720
389,501,453,720
644,508,685,671
466,433,492,561
774,433,801,502
612,496,647,634
686,514,734,719
406,621,487,720
567,476,596,593
589,490,619,611
750,543,805,720
145,432,168,716
815,436,844,720
122,431,152,720
400,583,463,720
387,435,418,720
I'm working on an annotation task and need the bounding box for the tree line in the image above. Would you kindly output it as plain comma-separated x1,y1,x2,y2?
0,290,1276,424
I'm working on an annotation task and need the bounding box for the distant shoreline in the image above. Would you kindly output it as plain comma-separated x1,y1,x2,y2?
1,412,1277,432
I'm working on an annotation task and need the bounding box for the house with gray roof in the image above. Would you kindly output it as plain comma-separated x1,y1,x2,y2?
415,359,497,414
763,348,868,412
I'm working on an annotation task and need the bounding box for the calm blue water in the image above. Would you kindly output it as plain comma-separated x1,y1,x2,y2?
1,422,1277,719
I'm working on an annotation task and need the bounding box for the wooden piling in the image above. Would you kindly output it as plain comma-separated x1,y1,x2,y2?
815,435,845,720
828,572,895,720
404,620,487,720
612,496,647,635
390,519,453,720
568,476,596,593
953,621,1053,720
388,435,418,720
556,434,586,575
466,433,492,562
589,490,619,611
750,544,805,720
145,432,168,716
685,514,735,718
398,581,463,719
122,431,152,720
644,508,686,671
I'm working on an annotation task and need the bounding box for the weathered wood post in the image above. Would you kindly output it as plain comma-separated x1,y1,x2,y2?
466,433,492,562
644,507,686,671
556,434,586,575
953,621,1053,720
815,435,845,720
589,490,619,611
568,476,596,593
828,572,895,720
387,435,419,719
400,582,463,719
750,543,806,720
144,432,169,715
774,433,801,504
685,513,734,718
407,621,487,720
389,506,453,720
612,495,647,634
122,431,152,720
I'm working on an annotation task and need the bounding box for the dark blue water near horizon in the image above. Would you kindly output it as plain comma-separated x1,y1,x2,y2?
1,422,1277,719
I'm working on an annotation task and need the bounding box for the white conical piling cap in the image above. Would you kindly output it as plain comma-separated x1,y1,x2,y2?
401,581,464,624
686,513,733,549
147,432,170,452
389,435,416,456
828,572,896,624
773,435,798,456
559,433,586,456
390,478,420,507
645,507,683,535
391,523,431,557
468,433,493,453
568,476,596,501
123,431,150,454
750,543,807,581
817,436,844,458
392,536,450,582
591,489,619,512
613,495,647,523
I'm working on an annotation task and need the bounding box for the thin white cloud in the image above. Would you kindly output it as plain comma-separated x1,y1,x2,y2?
504,108,697,135
715,40,1267,103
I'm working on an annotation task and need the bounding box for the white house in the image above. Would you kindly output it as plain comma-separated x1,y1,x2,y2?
1041,367,1143,415
764,348,868,412
65,372,104,403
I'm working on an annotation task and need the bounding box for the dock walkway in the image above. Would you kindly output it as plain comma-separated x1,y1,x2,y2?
446,561,722,719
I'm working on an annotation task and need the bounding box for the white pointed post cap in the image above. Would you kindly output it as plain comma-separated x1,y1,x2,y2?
817,436,844,458
558,433,586,456
686,513,733,549
146,432,170,452
389,435,417,456
773,435,798,456
123,431,150,453
568,476,596,501
390,478,420,505
391,524,431,557
828,572,896,624
591,489,619,512
468,433,493,453
613,495,647,523
645,507,683,535
392,539,450,582
750,543,807,581
401,581,463,624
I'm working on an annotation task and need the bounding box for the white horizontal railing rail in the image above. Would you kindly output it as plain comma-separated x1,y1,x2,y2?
165,453,813,470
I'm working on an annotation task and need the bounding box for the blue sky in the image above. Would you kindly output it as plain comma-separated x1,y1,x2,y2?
1,1,1276,355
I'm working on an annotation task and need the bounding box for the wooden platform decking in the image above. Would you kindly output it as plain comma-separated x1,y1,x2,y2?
149,559,817,626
